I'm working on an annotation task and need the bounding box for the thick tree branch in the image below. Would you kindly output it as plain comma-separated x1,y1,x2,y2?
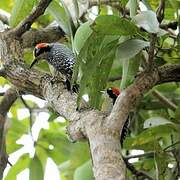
158,64,180,84
0,88,17,179
1,9,180,178
22,25,65,48
12,0,52,37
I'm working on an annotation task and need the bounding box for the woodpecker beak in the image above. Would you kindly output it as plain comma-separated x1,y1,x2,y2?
30,58,38,69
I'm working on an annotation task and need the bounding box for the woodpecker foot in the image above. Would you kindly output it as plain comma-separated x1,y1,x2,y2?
50,76,58,85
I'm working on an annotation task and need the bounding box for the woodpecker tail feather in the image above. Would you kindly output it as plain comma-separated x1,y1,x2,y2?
120,116,130,146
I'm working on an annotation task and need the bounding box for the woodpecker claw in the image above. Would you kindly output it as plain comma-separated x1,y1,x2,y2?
30,59,38,69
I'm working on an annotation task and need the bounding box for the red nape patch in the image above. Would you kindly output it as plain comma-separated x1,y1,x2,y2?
111,87,120,96
35,43,49,49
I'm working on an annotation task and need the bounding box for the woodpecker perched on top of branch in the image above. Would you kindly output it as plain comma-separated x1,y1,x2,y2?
30,42,76,91
105,87,130,146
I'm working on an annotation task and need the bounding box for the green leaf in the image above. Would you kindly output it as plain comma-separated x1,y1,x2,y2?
74,160,93,180
129,0,138,17
6,118,29,154
144,117,173,128
117,39,149,89
117,39,150,60
29,155,44,180
140,0,152,10
10,0,35,27
92,15,138,36
47,0,71,35
75,33,119,108
5,153,30,180
123,124,178,150
132,10,166,36
74,21,93,53
48,112,60,122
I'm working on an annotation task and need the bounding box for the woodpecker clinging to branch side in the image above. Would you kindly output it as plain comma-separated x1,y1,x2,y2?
30,42,76,91
106,87,130,146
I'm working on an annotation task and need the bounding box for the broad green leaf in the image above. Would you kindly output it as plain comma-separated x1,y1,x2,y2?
6,118,29,154
168,0,180,11
38,122,89,165
120,53,141,89
140,0,152,10
116,39,149,89
74,160,93,180
0,0,13,11
129,0,137,17
123,124,178,150
59,0,75,44
75,32,119,108
5,153,30,180
47,0,71,35
29,155,44,180
48,112,60,122
92,15,138,36
10,0,35,27
132,10,166,35
74,21,93,53
144,117,173,128
116,39,149,60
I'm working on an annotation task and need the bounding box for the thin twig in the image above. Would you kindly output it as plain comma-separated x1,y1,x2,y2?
12,0,53,37
147,34,157,71
164,141,180,151
20,96,33,135
124,158,154,180
152,89,177,111
156,0,165,23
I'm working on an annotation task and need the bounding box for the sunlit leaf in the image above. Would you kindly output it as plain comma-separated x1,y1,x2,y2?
74,160,93,180
92,15,138,35
5,153,30,180
75,33,119,108
123,124,178,150
29,155,44,180
6,118,29,154
144,116,173,128
47,0,71,35
10,0,35,27
132,10,167,36
74,21,93,53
